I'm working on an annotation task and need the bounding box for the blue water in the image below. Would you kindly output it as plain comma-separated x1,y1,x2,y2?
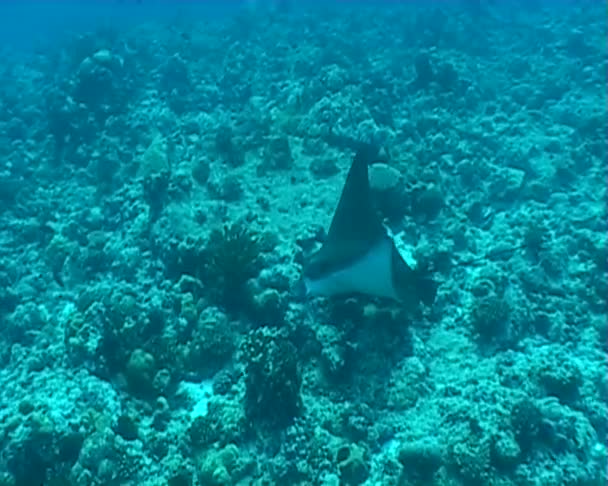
0,0,589,50
0,0,605,485
0,1,241,50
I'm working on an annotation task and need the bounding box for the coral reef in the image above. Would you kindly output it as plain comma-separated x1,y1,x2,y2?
203,222,263,312
0,2,604,485
241,327,302,428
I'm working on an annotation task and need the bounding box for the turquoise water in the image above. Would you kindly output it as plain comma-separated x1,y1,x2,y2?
0,1,242,50
0,1,605,485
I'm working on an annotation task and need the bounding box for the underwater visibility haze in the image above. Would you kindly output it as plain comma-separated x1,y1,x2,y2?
0,0,606,485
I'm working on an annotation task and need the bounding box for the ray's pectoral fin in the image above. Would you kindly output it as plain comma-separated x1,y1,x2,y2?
302,143,400,301
390,244,439,307
301,142,439,307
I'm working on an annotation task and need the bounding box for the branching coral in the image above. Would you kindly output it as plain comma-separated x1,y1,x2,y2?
203,222,262,312
469,294,514,348
398,439,442,483
187,308,237,377
215,125,244,167
258,134,293,175
241,327,302,428
140,134,171,221
195,444,244,486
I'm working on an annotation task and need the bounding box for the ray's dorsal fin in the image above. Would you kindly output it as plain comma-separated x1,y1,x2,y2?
325,143,385,249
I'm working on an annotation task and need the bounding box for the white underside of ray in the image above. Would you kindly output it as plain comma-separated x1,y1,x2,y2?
303,236,399,300
384,224,418,269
